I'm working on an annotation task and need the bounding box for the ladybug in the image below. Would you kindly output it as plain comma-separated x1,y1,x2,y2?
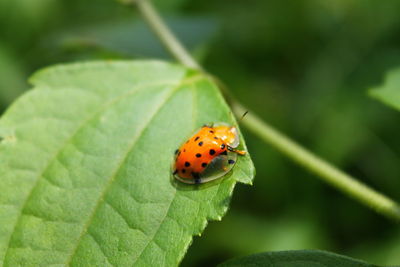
173,123,246,184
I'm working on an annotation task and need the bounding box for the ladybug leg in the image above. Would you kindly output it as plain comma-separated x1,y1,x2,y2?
227,146,246,155
202,122,214,128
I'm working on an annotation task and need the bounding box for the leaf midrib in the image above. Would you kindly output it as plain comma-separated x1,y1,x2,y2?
65,83,186,265
128,79,200,266
65,75,204,265
1,78,187,264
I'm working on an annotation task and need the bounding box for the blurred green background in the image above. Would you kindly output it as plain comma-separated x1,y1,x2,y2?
1,0,400,266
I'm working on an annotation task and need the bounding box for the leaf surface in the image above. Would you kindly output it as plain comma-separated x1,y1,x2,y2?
218,250,378,267
0,61,254,266
0,45,27,107
370,68,400,111
49,17,216,59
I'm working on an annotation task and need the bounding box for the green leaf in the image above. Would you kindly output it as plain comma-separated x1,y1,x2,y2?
370,68,400,111
0,60,254,266
0,45,27,108
48,17,216,59
218,250,378,267
0,0,60,43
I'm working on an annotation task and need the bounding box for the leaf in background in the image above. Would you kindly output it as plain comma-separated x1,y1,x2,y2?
181,211,330,266
0,60,254,266
45,17,217,59
351,229,400,266
370,68,400,111
218,250,377,267
0,46,27,109
0,0,61,44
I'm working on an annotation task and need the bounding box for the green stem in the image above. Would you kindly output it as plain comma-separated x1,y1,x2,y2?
232,103,400,221
135,0,201,70
132,0,400,221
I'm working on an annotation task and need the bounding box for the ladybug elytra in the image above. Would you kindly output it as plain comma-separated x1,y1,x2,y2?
173,123,246,184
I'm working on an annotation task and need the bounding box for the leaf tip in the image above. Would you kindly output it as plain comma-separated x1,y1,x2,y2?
367,87,379,99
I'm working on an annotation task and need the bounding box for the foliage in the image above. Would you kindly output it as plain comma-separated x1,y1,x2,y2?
218,250,377,267
1,0,400,266
0,61,254,266
370,68,400,112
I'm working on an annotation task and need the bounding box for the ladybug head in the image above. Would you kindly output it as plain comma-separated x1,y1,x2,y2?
213,125,240,148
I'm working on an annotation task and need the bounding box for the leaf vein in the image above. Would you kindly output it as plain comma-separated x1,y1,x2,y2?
1,80,178,264
86,231,114,267
131,80,199,266
66,79,191,265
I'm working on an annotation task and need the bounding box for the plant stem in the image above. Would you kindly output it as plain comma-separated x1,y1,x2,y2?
232,103,400,221
133,0,400,221
135,0,201,70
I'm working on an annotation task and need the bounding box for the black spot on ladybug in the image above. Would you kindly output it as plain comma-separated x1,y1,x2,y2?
195,153,202,158
174,149,179,155
183,149,186,152
185,161,191,167
195,136,200,141
214,137,218,140
228,159,235,164
220,144,225,149
209,149,216,155
201,162,207,168
173,169,178,175
181,169,186,173
209,130,214,134
198,141,203,146
220,150,228,156
192,172,200,179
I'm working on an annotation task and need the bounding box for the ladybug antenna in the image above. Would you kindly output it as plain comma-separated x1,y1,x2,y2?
239,111,248,122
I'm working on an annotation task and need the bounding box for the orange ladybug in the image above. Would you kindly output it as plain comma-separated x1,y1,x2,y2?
173,123,246,184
